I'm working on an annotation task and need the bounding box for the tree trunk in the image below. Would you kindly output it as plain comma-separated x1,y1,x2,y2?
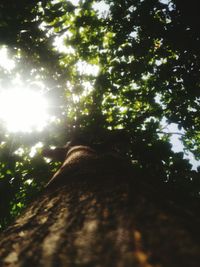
0,147,200,267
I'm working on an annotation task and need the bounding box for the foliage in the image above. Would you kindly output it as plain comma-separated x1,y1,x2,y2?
0,0,199,229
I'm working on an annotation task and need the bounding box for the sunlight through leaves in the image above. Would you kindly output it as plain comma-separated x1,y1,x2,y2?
0,88,49,132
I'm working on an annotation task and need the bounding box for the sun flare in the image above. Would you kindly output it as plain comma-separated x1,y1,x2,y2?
0,88,49,132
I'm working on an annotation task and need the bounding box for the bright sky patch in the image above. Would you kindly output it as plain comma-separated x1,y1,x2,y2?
0,47,15,71
0,88,49,132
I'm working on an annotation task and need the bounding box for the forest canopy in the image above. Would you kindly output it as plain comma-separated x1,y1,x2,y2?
0,0,199,229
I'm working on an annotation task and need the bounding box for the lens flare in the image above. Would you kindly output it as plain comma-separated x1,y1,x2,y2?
0,88,49,132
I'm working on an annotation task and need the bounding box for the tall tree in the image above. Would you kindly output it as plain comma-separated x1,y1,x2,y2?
0,0,199,229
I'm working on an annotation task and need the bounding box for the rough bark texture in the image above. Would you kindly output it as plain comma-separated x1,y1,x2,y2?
0,147,200,267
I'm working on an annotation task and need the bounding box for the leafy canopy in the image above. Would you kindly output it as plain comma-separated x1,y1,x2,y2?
0,0,199,229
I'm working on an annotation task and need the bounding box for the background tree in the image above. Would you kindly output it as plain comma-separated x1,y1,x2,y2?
0,0,199,229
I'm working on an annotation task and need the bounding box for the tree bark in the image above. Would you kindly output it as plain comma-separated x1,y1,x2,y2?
0,147,200,267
